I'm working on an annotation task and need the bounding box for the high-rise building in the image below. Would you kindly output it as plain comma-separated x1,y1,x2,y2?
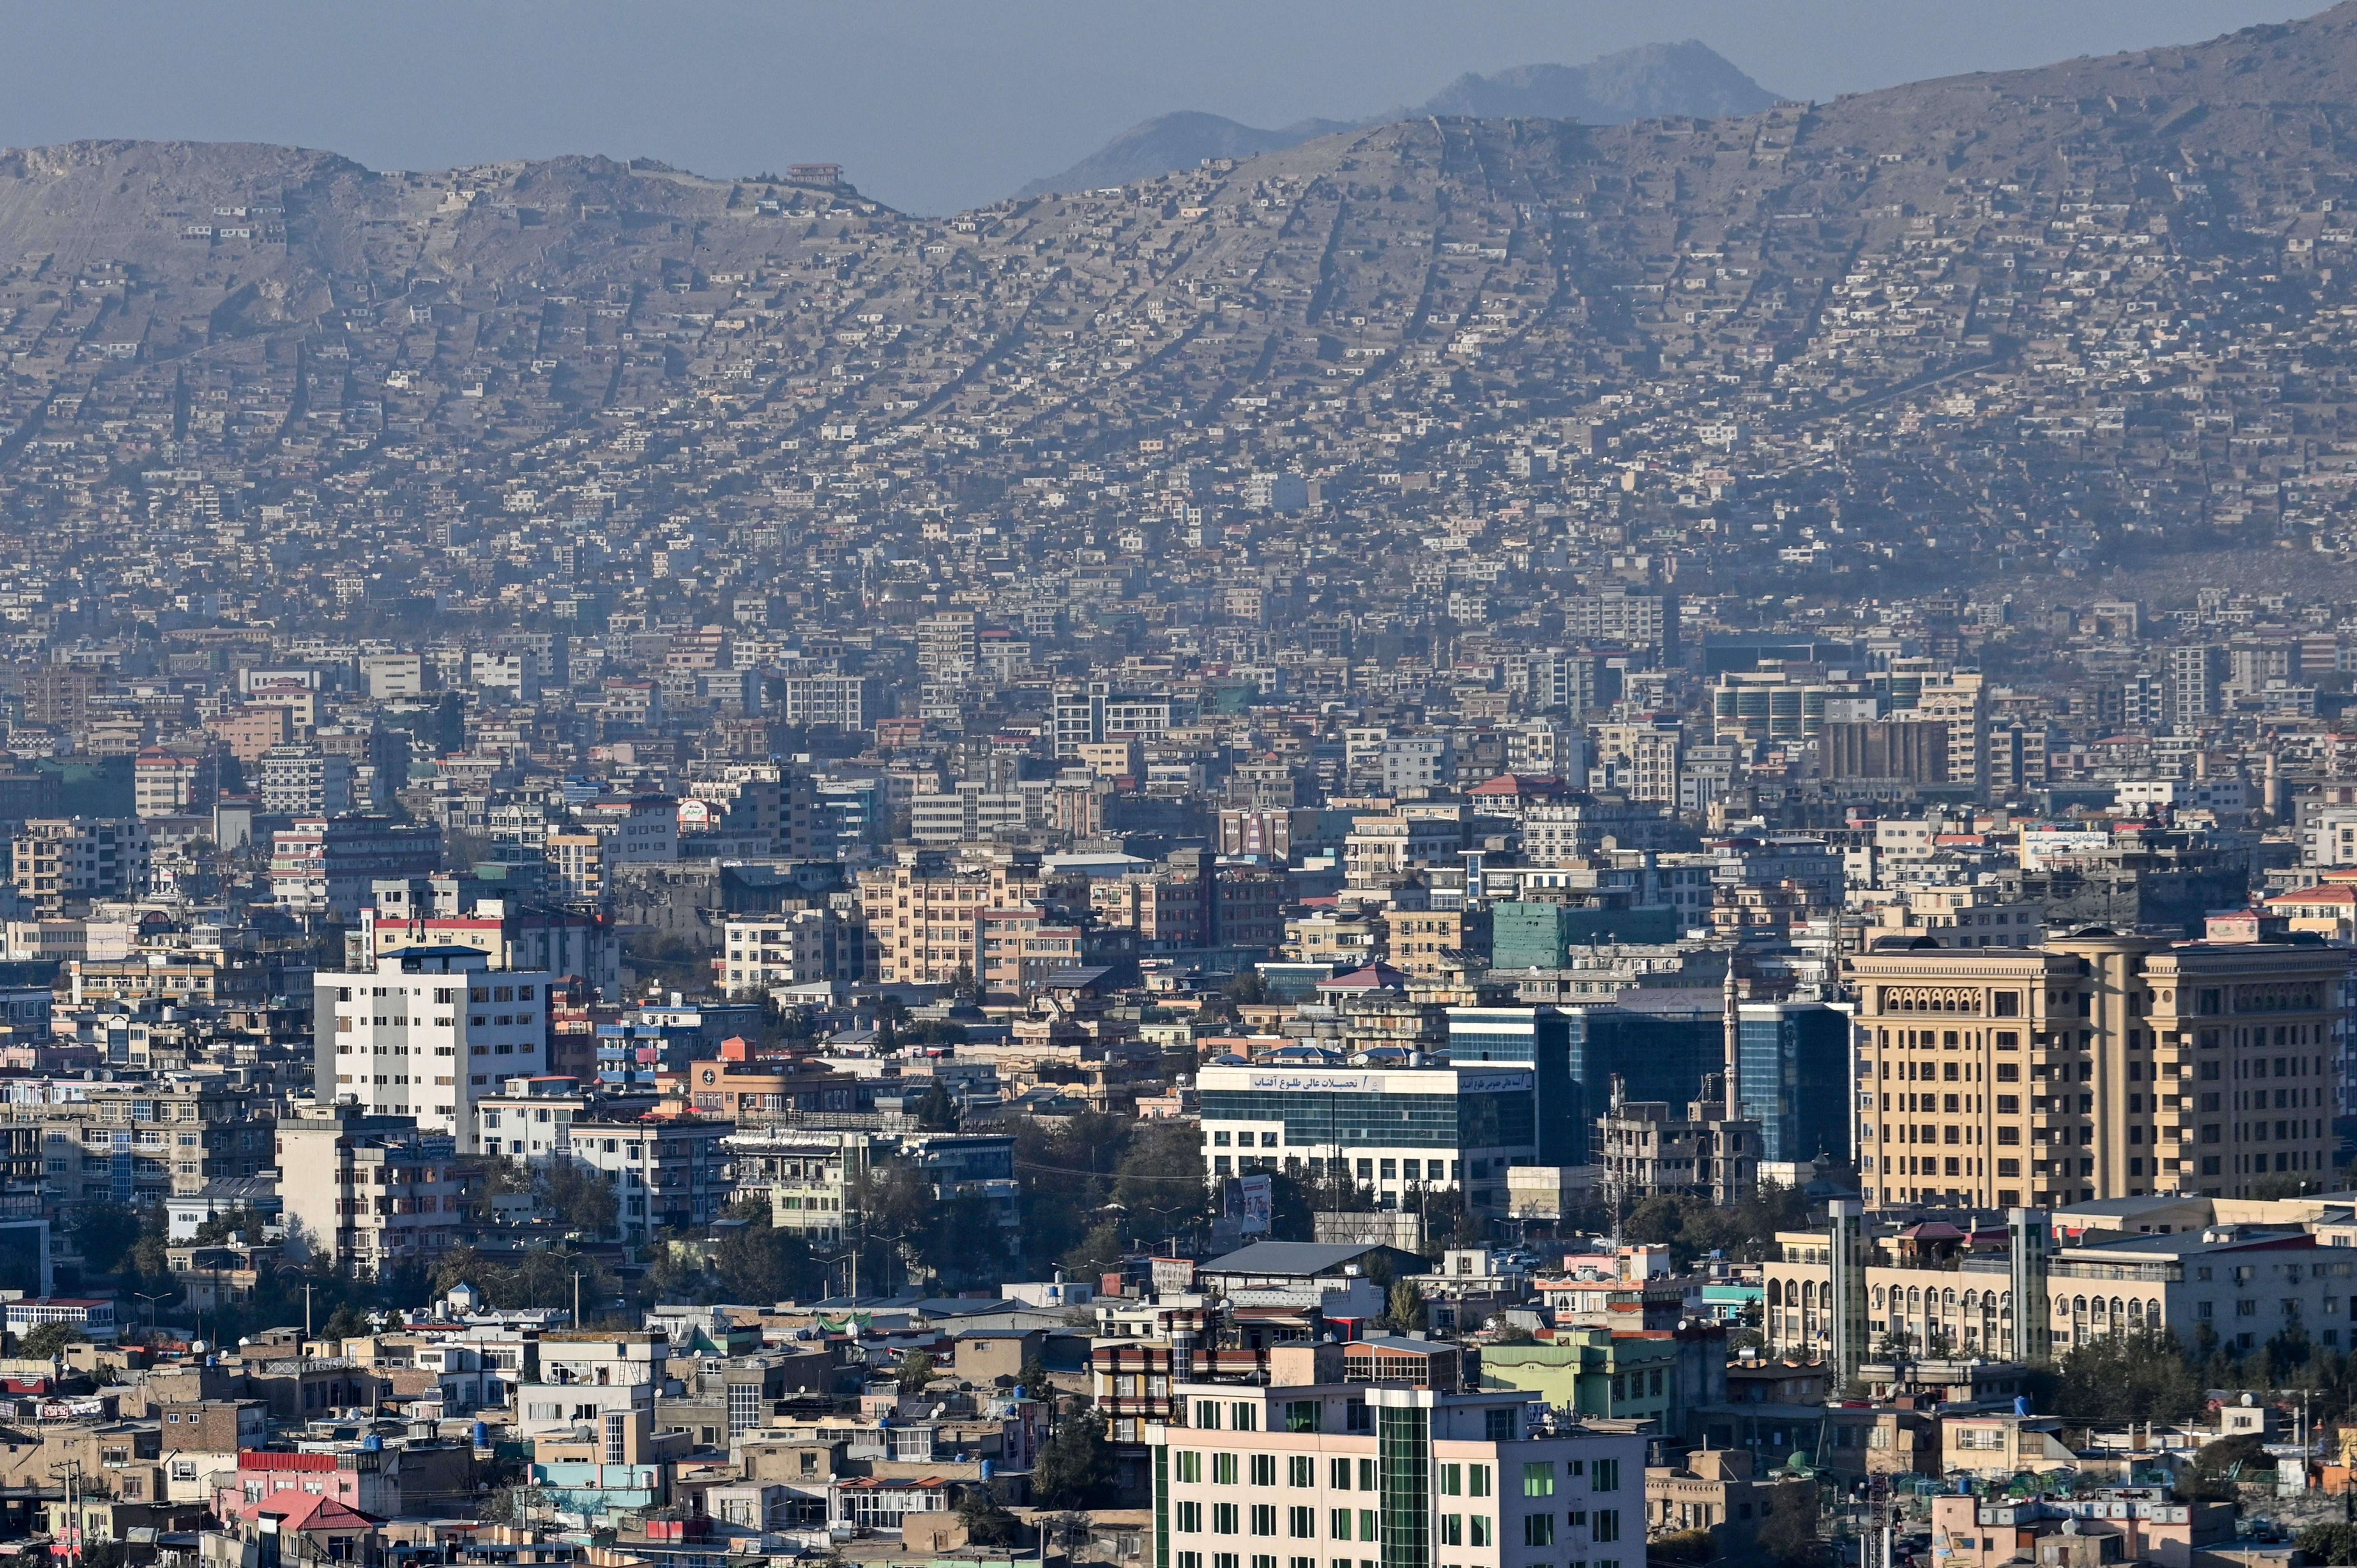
1912,672,1988,798
312,945,552,1153
2168,645,2228,731
1851,928,2346,1211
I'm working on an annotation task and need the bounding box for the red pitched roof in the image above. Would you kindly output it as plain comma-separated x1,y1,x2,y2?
243,1490,383,1533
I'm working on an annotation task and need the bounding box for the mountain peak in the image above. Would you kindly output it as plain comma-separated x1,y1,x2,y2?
1014,39,1775,201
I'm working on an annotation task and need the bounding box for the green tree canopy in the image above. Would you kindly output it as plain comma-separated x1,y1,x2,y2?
2050,1330,2203,1427
539,1161,620,1238
1032,1410,1117,1510
17,1322,87,1359
897,1350,938,1393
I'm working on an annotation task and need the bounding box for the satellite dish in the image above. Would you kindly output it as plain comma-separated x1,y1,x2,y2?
2242,1393,2256,1407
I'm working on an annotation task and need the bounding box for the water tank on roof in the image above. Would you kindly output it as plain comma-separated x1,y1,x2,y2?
2014,1395,2032,1416
362,1432,383,1452
473,1421,489,1448
980,1459,994,1481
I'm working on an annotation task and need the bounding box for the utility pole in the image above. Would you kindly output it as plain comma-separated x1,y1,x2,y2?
50,1459,80,1568
572,1271,582,1328
304,1282,315,1341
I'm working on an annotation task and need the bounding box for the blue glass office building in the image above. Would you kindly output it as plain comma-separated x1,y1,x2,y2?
1447,998,1849,1167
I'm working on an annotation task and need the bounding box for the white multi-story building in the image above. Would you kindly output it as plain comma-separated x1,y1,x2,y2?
1197,1061,1538,1216
258,744,354,817
314,946,553,1153
515,1332,662,1437
1152,1360,1645,1568
578,796,678,864
720,911,831,996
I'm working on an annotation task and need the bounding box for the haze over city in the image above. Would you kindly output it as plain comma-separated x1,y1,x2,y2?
0,1,2317,212
0,4,2345,1568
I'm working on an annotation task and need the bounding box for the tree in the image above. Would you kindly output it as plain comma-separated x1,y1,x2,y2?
321,1305,371,1341
538,1161,620,1238
912,1079,960,1133
1032,1410,1116,1509
896,1350,938,1393
1058,1221,1124,1280
192,1206,271,1245
1652,1529,1717,1565
1384,1280,1426,1335
712,1222,818,1305
1224,969,1268,1006
2299,1523,2357,1566
72,1201,145,1276
956,1486,1022,1547
1754,1487,1823,1567
2050,1330,2203,1427
1018,1355,1055,1402
1111,1121,1213,1243
17,1322,87,1360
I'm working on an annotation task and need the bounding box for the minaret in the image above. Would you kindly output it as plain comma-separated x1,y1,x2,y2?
1722,959,1742,1124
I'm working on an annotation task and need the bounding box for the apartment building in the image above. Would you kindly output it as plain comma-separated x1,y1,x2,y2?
720,910,858,996
8,1075,276,1214
133,747,219,819
515,1333,662,1438
276,1107,470,1278
313,946,553,1153
256,744,353,817
1151,1354,1647,1568
11,818,151,916
858,850,1078,987
1852,927,2348,1211
557,1117,732,1239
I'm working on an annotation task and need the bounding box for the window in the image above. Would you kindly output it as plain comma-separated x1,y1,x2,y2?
1470,1517,1491,1547
1252,1455,1277,1487
1593,1459,1620,1492
1196,1400,1223,1430
1214,1454,1239,1485
1523,1462,1555,1497
1327,1512,1352,1542
1289,1508,1315,1539
1593,1510,1621,1543
1523,1515,1555,1547
1178,1557,1201,1568
1289,1457,1314,1488
1231,1402,1258,1432
1178,1453,1203,1484
1251,1505,1276,1536
1469,1465,1491,1498
1213,1505,1239,1535
1178,1504,1203,1534
1329,1459,1352,1491
1285,1401,1322,1434
1438,1464,1461,1497
1359,1459,1376,1491
1486,1406,1516,1441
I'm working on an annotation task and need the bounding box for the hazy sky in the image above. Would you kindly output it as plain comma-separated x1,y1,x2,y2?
0,1,2320,215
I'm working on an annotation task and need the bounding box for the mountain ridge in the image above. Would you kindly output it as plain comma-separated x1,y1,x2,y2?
1,5,2357,591
1011,39,1779,200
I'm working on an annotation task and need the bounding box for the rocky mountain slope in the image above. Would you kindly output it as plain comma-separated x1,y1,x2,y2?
4,7,2357,582
1012,40,1778,199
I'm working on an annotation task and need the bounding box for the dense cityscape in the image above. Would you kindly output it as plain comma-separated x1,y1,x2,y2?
8,7,2357,1568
